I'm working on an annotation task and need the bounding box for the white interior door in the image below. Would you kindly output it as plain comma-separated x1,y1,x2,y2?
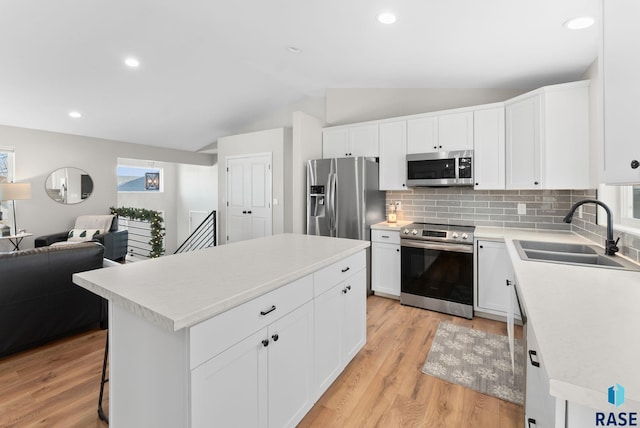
226,154,272,243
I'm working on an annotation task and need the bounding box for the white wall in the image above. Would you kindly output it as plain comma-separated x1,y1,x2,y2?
217,128,291,244
325,88,527,125
291,111,325,234
237,96,326,135
176,161,219,245
0,124,214,251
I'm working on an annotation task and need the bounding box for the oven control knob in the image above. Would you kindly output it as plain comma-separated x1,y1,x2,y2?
461,233,469,240
403,229,410,235
452,232,459,239
411,229,418,235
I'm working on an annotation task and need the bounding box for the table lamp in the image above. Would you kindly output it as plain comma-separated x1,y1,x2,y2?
0,182,32,235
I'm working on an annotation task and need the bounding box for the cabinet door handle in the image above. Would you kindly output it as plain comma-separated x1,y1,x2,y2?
479,245,484,249
247,210,252,214
506,279,511,287
341,267,350,273
527,418,536,428
261,339,269,347
534,181,539,185
271,333,279,342
260,305,277,316
631,160,639,169
528,350,540,367
342,285,351,294
242,210,247,214
396,249,400,252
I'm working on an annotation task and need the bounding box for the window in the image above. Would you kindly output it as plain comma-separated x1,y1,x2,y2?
620,185,640,229
0,148,15,224
117,166,162,192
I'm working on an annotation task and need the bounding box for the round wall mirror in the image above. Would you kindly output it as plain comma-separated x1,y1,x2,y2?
45,167,94,204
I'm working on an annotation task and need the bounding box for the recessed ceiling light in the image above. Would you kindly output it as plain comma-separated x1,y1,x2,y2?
68,111,82,119
377,12,397,24
125,57,140,68
564,16,595,30
287,46,302,54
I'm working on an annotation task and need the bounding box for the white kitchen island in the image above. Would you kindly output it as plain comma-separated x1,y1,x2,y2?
74,234,370,428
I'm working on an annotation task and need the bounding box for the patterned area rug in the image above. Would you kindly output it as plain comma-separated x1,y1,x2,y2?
422,321,524,405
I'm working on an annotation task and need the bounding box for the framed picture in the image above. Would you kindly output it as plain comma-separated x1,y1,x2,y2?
145,172,160,191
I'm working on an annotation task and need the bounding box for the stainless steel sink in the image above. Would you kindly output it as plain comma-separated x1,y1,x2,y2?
513,240,640,271
516,240,597,254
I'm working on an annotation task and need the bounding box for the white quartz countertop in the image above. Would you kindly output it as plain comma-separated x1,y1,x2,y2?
371,220,412,231
475,227,640,411
73,234,369,332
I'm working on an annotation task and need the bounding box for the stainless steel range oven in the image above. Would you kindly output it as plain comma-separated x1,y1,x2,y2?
400,223,475,319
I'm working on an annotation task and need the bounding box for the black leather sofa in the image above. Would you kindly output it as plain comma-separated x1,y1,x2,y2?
35,215,128,262
0,242,106,358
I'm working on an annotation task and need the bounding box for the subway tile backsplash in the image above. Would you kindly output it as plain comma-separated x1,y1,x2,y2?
385,187,640,263
386,188,573,230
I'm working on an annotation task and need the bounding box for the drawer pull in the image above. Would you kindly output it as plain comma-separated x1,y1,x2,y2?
261,339,269,347
260,305,277,316
271,333,279,342
527,418,537,428
528,350,540,368
381,235,390,238
341,267,350,273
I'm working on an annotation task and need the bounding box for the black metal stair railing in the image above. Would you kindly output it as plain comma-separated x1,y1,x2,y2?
174,211,216,254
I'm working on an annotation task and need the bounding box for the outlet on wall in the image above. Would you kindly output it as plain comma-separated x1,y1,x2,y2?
395,201,402,210
578,205,583,219
517,203,526,215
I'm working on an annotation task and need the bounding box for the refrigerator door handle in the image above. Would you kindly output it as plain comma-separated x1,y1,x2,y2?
325,172,334,231
330,172,338,234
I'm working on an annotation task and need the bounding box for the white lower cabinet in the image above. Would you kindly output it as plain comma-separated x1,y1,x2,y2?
191,301,313,428
525,322,566,428
313,268,366,401
371,230,401,297
191,329,267,428
475,240,520,319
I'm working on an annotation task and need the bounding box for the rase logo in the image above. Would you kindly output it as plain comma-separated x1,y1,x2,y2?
596,384,638,427
610,384,626,407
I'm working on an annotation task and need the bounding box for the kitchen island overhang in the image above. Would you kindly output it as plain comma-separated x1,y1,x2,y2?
73,233,370,427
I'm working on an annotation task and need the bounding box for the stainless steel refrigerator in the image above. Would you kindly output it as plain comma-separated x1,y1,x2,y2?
307,157,385,241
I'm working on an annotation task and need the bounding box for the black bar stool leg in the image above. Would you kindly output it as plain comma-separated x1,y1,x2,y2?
98,333,109,424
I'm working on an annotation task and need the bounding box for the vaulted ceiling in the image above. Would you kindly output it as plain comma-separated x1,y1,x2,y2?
0,0,598,151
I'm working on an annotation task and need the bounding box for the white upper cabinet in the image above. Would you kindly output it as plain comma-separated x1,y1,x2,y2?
378,120,408,190
601,0,640,184
407,116,437,154
505,81,590,190
322,129,349,159
322,124,379,158
407,112,473,154
438,112,474,152
506,95,541,189
473,106,505,190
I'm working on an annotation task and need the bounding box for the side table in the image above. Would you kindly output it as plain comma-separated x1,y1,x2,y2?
0,232,33,251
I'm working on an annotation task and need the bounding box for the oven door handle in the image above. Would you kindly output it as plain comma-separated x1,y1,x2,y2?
401,240,473,253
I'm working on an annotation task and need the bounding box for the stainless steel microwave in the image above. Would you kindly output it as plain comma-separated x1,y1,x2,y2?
406,150,473,187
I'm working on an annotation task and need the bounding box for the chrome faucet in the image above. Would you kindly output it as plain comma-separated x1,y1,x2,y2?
563,199,619,256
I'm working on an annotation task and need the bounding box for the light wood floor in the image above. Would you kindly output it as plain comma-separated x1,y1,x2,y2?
0,296,523,427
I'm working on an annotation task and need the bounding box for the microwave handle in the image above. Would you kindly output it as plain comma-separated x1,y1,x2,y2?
454,155,460,182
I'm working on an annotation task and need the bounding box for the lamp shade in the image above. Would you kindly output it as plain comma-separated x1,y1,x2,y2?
0,183,32,201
